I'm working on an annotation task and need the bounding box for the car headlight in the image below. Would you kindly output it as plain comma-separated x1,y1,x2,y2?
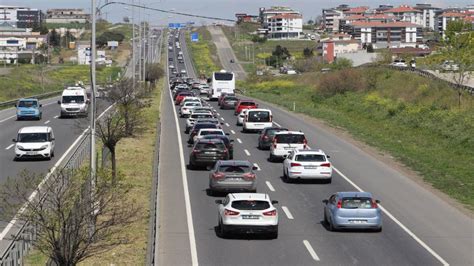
16,145,24,150
40,144,49,150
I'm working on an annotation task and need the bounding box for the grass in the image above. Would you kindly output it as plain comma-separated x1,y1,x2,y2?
187,27,222,77
241,68,474,210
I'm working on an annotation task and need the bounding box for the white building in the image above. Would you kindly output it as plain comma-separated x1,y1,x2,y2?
414,4,441,30
322,9,344,33
46,9,90,24
436,12,468,36
320,33,360,63
383,5,423,27
260,7,303,39
349,21,420,49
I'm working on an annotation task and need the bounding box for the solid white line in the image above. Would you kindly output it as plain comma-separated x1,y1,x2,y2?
225,122,230,127
281,206,294,220
54,115,59,119
265,181,275,192
253,163,261,171
303,240,321,261
236,138,242,143
5,144,14,150
44,120,50,124
0,115,16,123
230,129,235,135
333,167,449,266
244,149,251,156
167,66,199,265
0,103,116,241
220,117,225,121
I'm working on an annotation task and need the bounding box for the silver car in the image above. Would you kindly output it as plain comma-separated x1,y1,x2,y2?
209,160,258,195
323,191,382,232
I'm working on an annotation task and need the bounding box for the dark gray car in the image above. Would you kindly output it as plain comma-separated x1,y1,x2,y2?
208,160,258,195
258,127,288,150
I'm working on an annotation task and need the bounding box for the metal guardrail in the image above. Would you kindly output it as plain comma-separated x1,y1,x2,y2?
0,90,63,110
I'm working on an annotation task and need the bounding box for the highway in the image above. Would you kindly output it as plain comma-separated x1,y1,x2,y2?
157,29,473,265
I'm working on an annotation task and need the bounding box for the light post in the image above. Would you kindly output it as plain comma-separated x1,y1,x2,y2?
90,0,97,185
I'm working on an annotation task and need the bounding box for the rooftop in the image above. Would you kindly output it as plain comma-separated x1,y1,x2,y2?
351,21,419,27
344,6,369,14
384,5,422,13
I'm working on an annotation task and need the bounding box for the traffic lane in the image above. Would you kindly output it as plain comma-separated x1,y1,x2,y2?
236,96,473,264
209,102,441,265
0,96,61,123
179,31,196,79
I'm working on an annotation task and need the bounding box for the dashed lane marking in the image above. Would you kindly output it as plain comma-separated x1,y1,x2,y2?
244,149,251,156
281,206,294,220
303,240,321,261
265,181,275,192
236,138,242,143
5,144,14,150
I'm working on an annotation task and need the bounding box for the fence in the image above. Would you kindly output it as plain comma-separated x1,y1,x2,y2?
0,90,63,110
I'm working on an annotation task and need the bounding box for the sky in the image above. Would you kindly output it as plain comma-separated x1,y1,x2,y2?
1,0,471,25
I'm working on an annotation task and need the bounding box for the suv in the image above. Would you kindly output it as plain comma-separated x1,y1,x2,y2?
189,139,229,169
235,100,258,115
243,109,272,133
283,149,332,183
199,134,234,159
194,128,227,144
15,98,42,120
269,131,307,161
258,127,288,150
13,126,55,160
215,193,278,238
209,160,257,194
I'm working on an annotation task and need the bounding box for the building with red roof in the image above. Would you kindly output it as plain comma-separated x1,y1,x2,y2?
259,6,303,39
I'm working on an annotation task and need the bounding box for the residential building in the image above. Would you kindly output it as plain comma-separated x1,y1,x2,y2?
343,6,369,16
0,22,46,64
414,3,441,30
383,5,423,26
320,33,360,63
235,13,259,23
46,9,90,24
260,7,303,39
322,8,343,33
348,21,421,48
0,6,43,28
436,11,472,35
340,14,397,33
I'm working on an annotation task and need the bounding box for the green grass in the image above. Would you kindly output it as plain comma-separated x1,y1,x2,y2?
187,27,222,77
241,69,474,210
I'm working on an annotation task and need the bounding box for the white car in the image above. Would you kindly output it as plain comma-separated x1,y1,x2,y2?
283,149,332,183
194,128,226,143
243,109,273,132
180,96,202,106
391,59,407,68
236,109,249,126
169,65,175,69
179,101,202,118
269,131,308,161
199,84,211,95
180,69,187,74
215,193,279,238
13,126,55,160
185,112,215,133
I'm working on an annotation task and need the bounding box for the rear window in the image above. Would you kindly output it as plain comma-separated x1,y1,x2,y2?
275,134,305,144
195,142,225,150
247,111,270,122
201,130,224,136
218,165,250,173
224,97,238,101
185,102,200,106
214,72,233,81
240,102,256,106
266,128,287,137
192,114,213,119
231,200,270,210
341,197,373,209
195,124,218,130
295,154,326,162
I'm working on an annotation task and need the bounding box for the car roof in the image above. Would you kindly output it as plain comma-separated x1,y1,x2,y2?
217,160,251,166
198,128,223,133
274,130,305,135
336,191,373,198
229,193,270,201
247,108,271,112
202,134,229,140
18,126,51,134
18,98,38,101
293,149,325,155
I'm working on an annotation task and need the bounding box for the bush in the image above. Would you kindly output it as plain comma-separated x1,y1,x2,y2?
251,35,267,43
317,68,367,97
97,31,125,46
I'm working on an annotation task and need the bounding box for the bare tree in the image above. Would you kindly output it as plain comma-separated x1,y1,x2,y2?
0,170,138,266
145,63,164,84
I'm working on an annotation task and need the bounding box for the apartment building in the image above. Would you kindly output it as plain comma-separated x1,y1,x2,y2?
0,6,43,28
383,5,423,26
260,7,303,39
348,21,421,48
322,8,344,33
320,33,360,63
414,4,441,30
46,9,90,24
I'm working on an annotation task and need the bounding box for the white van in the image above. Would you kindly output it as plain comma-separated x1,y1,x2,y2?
13,126,55,160
243,109,273,132
58,87,89,118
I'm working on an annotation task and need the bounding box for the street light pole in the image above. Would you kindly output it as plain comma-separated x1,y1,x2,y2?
90,0,97,184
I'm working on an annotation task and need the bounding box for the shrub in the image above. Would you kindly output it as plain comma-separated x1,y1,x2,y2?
317,69,366,97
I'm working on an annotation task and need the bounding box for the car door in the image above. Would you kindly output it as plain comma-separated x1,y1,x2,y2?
49,130,55,152
283,151,293,172
326,194,337,220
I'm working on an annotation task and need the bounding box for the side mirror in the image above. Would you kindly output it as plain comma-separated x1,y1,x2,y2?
322,199,329,204
14,104,17,107
57,100,61,104
375,200,380,204
12,139,16,142
215,199,223,204
271,200,279,205
326,155,330,158
225,133,230,135
252,166,258,170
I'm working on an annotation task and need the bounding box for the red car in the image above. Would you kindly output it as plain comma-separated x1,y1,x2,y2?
175,91,194,105
234,100,258,115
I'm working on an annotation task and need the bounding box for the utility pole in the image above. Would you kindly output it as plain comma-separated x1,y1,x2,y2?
138,1,142,82
131,0,136,88
90,0,97,189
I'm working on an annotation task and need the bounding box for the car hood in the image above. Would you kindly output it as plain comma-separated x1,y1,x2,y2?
16,142,50,148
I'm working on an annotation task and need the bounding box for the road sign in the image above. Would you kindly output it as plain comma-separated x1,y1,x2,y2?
191,32,199,42
168,23,187,29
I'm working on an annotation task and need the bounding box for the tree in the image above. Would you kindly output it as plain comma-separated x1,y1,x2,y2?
49,29,61,47
303,47,314,58
0,170,137,265
97,31,125,47
61,30,76,48
367,43,374,53
145,63,164,84
331,58,353,70
307,19,314,25
266,45,291,67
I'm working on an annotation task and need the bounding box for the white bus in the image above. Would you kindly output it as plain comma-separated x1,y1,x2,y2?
210,70,235,100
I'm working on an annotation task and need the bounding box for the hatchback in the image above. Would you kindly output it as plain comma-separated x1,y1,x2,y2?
189,139,229,169
323,192,382,232
257,127,288,150
283,149,332,183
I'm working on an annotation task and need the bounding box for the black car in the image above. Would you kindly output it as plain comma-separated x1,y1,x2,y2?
220,95,239,110
257,127,289,150
188,123,220,145
189,139,229,169
199,134,234,159
169,57,173,61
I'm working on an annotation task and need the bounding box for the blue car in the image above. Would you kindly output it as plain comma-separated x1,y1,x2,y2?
15,98,42,120
323,191,382,232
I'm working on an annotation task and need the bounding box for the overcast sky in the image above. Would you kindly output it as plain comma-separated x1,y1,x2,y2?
1,0,471,25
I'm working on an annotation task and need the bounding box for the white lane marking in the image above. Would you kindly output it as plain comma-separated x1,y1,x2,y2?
303,240,321,261
244,149,251,156
253,163,261,171
230,130,235,135
333,167,449,266
54,115,59,119
0,115,16,123
225,123,230,127
44,120,50,124
220,117,225,121
217,113,220,116
265,181,275,192
281,206,294,220
5,144,14,150
236,138,242,143
0,103,115,241
167,76,199,265
273,121,282,127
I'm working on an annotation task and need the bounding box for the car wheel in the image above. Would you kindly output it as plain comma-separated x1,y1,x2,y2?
323,211,328,224
269,228,278,239
269,154,274,162
326,178,332,184
218,219,227,238
374,227,382,233
328,217,336,232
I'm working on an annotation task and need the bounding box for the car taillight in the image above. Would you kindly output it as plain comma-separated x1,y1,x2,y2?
303,138,308,149
336,200,342,209
242,173,256,181
272,139,277,149
290,162,302,167
263,210,277,216
192,149,200,155
224,209,240,216
371,199,378,208
223,148,228,154
320,163,331,167
212,172,225,180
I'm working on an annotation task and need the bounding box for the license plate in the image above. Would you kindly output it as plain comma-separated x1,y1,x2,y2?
304,166,318,169
284,147,293,150
26,151,37,155
204,152,215,154
242,215,259,219
349,220,367,224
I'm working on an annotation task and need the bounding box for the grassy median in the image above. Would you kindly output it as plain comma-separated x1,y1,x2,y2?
187,27,222,77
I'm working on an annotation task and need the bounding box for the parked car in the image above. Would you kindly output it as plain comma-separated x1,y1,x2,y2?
323,191,382,232
235,100,258,115
283,149,332,183
440,60,459,72
257,127,288,150
391,59,407,68
15,98,42,120
13,126,55,160
215,193,278,238
199,134,234,159
209,160,257,194
220,95,239,110
243,109,272,133
269,131,307,162
185,113,215,133
189,138,229,169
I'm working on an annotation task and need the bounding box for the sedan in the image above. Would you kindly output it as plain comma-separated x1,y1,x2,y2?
209,160,257,195
220,96,239,110
323,191,382,232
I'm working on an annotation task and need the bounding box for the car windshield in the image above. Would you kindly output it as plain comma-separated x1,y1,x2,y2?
240,102,256,106
63,95,84,103
231,200,270,210
18,133,49,142
295,154,326,162
219,165,250,173
248,111,270,122
195,142,225,150
18,100,38,108
201,130,224,136
275,134,305,144
341,197,373,209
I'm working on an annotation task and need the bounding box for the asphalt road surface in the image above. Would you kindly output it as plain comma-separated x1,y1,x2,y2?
157,30,474,265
